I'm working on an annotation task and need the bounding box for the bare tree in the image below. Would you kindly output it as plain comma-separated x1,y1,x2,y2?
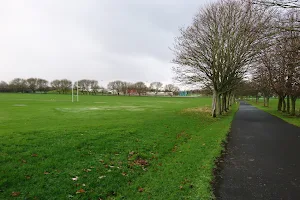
27,78,38,93
252,0,300,8
121,82,130,95
9,78,28,93
37,79,49,93
78,79,93,95
134,82,148,96
150,82,163,95
172,0,274,117
51,80,62,94
107,80,123,95
60,79,72,94
259,11,300,114
90,80,100,95
0,81,9,92
164,84,180,96
252,66,273,106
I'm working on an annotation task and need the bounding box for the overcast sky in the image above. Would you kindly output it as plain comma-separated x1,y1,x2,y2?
0,0,214,87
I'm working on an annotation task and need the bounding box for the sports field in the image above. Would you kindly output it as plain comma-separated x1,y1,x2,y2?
0,93,237,199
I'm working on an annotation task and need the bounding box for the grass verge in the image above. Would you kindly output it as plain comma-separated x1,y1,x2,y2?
247,98,300,127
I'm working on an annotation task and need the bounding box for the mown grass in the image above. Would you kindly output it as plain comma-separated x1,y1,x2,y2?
248,98,300,127
0,93,237,199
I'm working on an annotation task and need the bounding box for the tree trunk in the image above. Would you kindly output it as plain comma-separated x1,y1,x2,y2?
227,93,231,108
256,95,258,104
266,97,270,107
291,96,297,116
212,90,217,118
231,94,235,105
218,94,222,115
283,97,286,112
287,95,290,114
278,96,283,111
263,96,266,107
223,94,227,112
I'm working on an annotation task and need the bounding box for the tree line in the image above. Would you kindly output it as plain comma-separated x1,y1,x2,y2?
172,0,299,117
0,78,181,96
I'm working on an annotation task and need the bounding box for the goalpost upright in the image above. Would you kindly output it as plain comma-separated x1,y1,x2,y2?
72,81,79,102
72,84,74,102
77,81,79,102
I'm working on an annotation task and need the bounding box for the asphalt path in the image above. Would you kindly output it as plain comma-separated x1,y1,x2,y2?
215,102,300,200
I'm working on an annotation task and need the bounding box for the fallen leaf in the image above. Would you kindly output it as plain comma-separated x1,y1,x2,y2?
99,176,106,179
44,171,50,175
134,159,148,166
21,159,27,163
122,172,127,176
76,189,85,194
82,184,86,187
83,169,91,172
25,175,31,180
72,176,78,181
11,192,21,197
180,186,183,190
31,154,38,157
138,187,144,193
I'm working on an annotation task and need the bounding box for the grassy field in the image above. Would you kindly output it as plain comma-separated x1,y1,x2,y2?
248,98,300,127
0,93,237,199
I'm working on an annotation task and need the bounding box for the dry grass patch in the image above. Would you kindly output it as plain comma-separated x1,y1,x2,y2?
182,106,211,114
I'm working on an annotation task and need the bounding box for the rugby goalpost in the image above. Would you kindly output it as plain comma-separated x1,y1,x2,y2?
72,81,79,102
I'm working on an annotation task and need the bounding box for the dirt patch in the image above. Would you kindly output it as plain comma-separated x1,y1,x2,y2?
55,106,146,113
182,107,211,114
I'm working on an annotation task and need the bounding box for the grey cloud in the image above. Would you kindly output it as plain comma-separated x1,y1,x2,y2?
0,0,215,87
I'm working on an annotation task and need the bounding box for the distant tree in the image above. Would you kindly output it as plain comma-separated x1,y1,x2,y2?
150,82,163,95
0,81,9,92
37,79,49,93
252,67,273,106
90,80,100,95
121,82,130,95
127,83,136,96
99,86,107,95
9,78,28,93
134,82,148,96
51,80,62,94
60,79,72,94
165,84,180,96
78,79,92,94
107,80,123,95
26,78,38,93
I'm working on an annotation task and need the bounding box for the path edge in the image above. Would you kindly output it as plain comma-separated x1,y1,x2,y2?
211,104,240,199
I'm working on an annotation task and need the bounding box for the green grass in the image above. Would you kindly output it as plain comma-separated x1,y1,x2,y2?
0,93,237,199
248,98,300,127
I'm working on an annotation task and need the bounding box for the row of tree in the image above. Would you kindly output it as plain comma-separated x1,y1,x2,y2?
0,78,73,94
234,3,300,116
172,0,299,117
0,78,181,96
107,81,180,96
